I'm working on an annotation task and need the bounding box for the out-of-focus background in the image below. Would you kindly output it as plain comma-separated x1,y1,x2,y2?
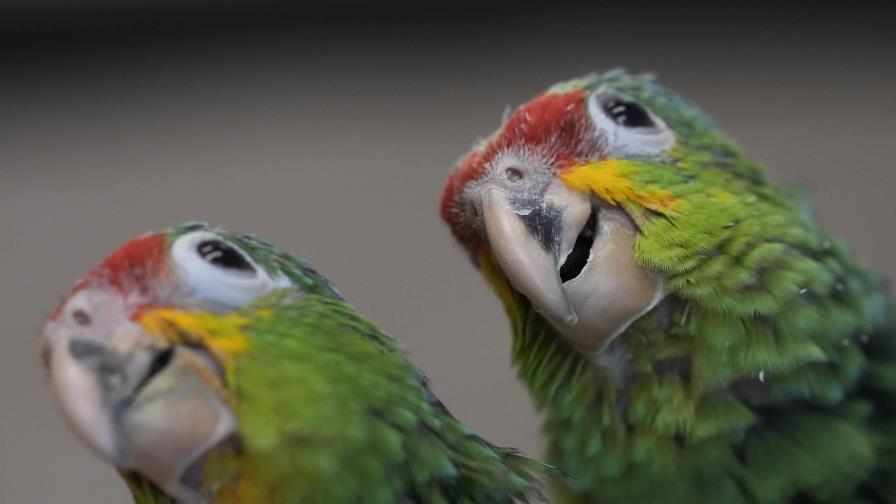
1,3,894,502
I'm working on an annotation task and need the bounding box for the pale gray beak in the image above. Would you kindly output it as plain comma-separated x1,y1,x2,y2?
46,320,236,503
480,180,665,353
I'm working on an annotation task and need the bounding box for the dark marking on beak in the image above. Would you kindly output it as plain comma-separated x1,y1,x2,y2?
69,339,106,361
514,201,564,257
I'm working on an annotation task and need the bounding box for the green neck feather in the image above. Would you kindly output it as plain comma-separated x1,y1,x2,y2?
126,293,551,503
487,208,891,502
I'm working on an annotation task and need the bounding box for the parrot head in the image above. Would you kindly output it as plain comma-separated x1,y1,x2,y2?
40,223,340,501
441,69,813,354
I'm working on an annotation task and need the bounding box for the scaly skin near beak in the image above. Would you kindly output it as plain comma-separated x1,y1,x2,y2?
47,316,236,503
480,178,665,353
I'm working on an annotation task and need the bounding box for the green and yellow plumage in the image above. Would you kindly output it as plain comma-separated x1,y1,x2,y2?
43,224,551,503
136,292,547,503
442,70,894,502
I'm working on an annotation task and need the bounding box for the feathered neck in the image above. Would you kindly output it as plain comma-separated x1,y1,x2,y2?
477,239,889,500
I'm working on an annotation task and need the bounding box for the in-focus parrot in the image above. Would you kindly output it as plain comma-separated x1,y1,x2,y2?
41,223,552,503
440,69,895,503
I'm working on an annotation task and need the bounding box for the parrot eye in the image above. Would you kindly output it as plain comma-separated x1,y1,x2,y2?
196,240,255,273
601,97,654,128
171,230,292,309
588,88,674,157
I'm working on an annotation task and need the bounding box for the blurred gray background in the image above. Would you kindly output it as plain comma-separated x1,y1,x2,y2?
1,4,894,502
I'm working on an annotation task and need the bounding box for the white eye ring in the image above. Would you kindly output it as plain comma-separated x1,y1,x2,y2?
587,88,675,158
170,231,291,310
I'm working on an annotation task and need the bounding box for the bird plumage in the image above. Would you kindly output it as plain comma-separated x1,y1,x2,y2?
441,70,894,503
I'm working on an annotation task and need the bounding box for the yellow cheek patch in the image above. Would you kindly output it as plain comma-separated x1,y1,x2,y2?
559,159,678,214
137,309,254,369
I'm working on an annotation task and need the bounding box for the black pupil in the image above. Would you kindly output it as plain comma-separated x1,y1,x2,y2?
602,98,654,128
196,240,255,272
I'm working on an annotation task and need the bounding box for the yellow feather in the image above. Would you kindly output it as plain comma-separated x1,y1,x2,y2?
137,309,253,370
559,159,678,213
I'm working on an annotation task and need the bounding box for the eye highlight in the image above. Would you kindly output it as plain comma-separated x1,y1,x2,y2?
588,88,674,157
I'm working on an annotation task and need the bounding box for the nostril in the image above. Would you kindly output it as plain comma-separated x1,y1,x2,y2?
71,309,92,326
505,167,524,182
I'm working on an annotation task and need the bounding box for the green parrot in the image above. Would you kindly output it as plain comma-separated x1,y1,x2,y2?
440,69,895,503
41,223,552,503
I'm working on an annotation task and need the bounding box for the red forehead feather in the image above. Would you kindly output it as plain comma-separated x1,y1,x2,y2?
88,233,168,291
440,90,589,248
489,90,589,156
49,233,169,320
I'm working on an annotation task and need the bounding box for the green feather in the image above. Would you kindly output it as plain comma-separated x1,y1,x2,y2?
209,292,538,503
211,292,552,503
122,224,554,503
478,70,895,503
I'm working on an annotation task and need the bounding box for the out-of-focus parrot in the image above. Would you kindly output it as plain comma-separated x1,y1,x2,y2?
440,69,895,503
41,223,552,503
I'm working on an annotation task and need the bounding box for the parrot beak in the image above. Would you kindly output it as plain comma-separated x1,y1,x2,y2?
480,179,665,353
45,316,236,502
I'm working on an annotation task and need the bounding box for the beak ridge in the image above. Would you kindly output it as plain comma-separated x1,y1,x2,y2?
482,188,578,325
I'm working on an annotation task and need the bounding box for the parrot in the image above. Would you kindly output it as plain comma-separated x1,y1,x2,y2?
439,69,895,503
40,222,553,504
